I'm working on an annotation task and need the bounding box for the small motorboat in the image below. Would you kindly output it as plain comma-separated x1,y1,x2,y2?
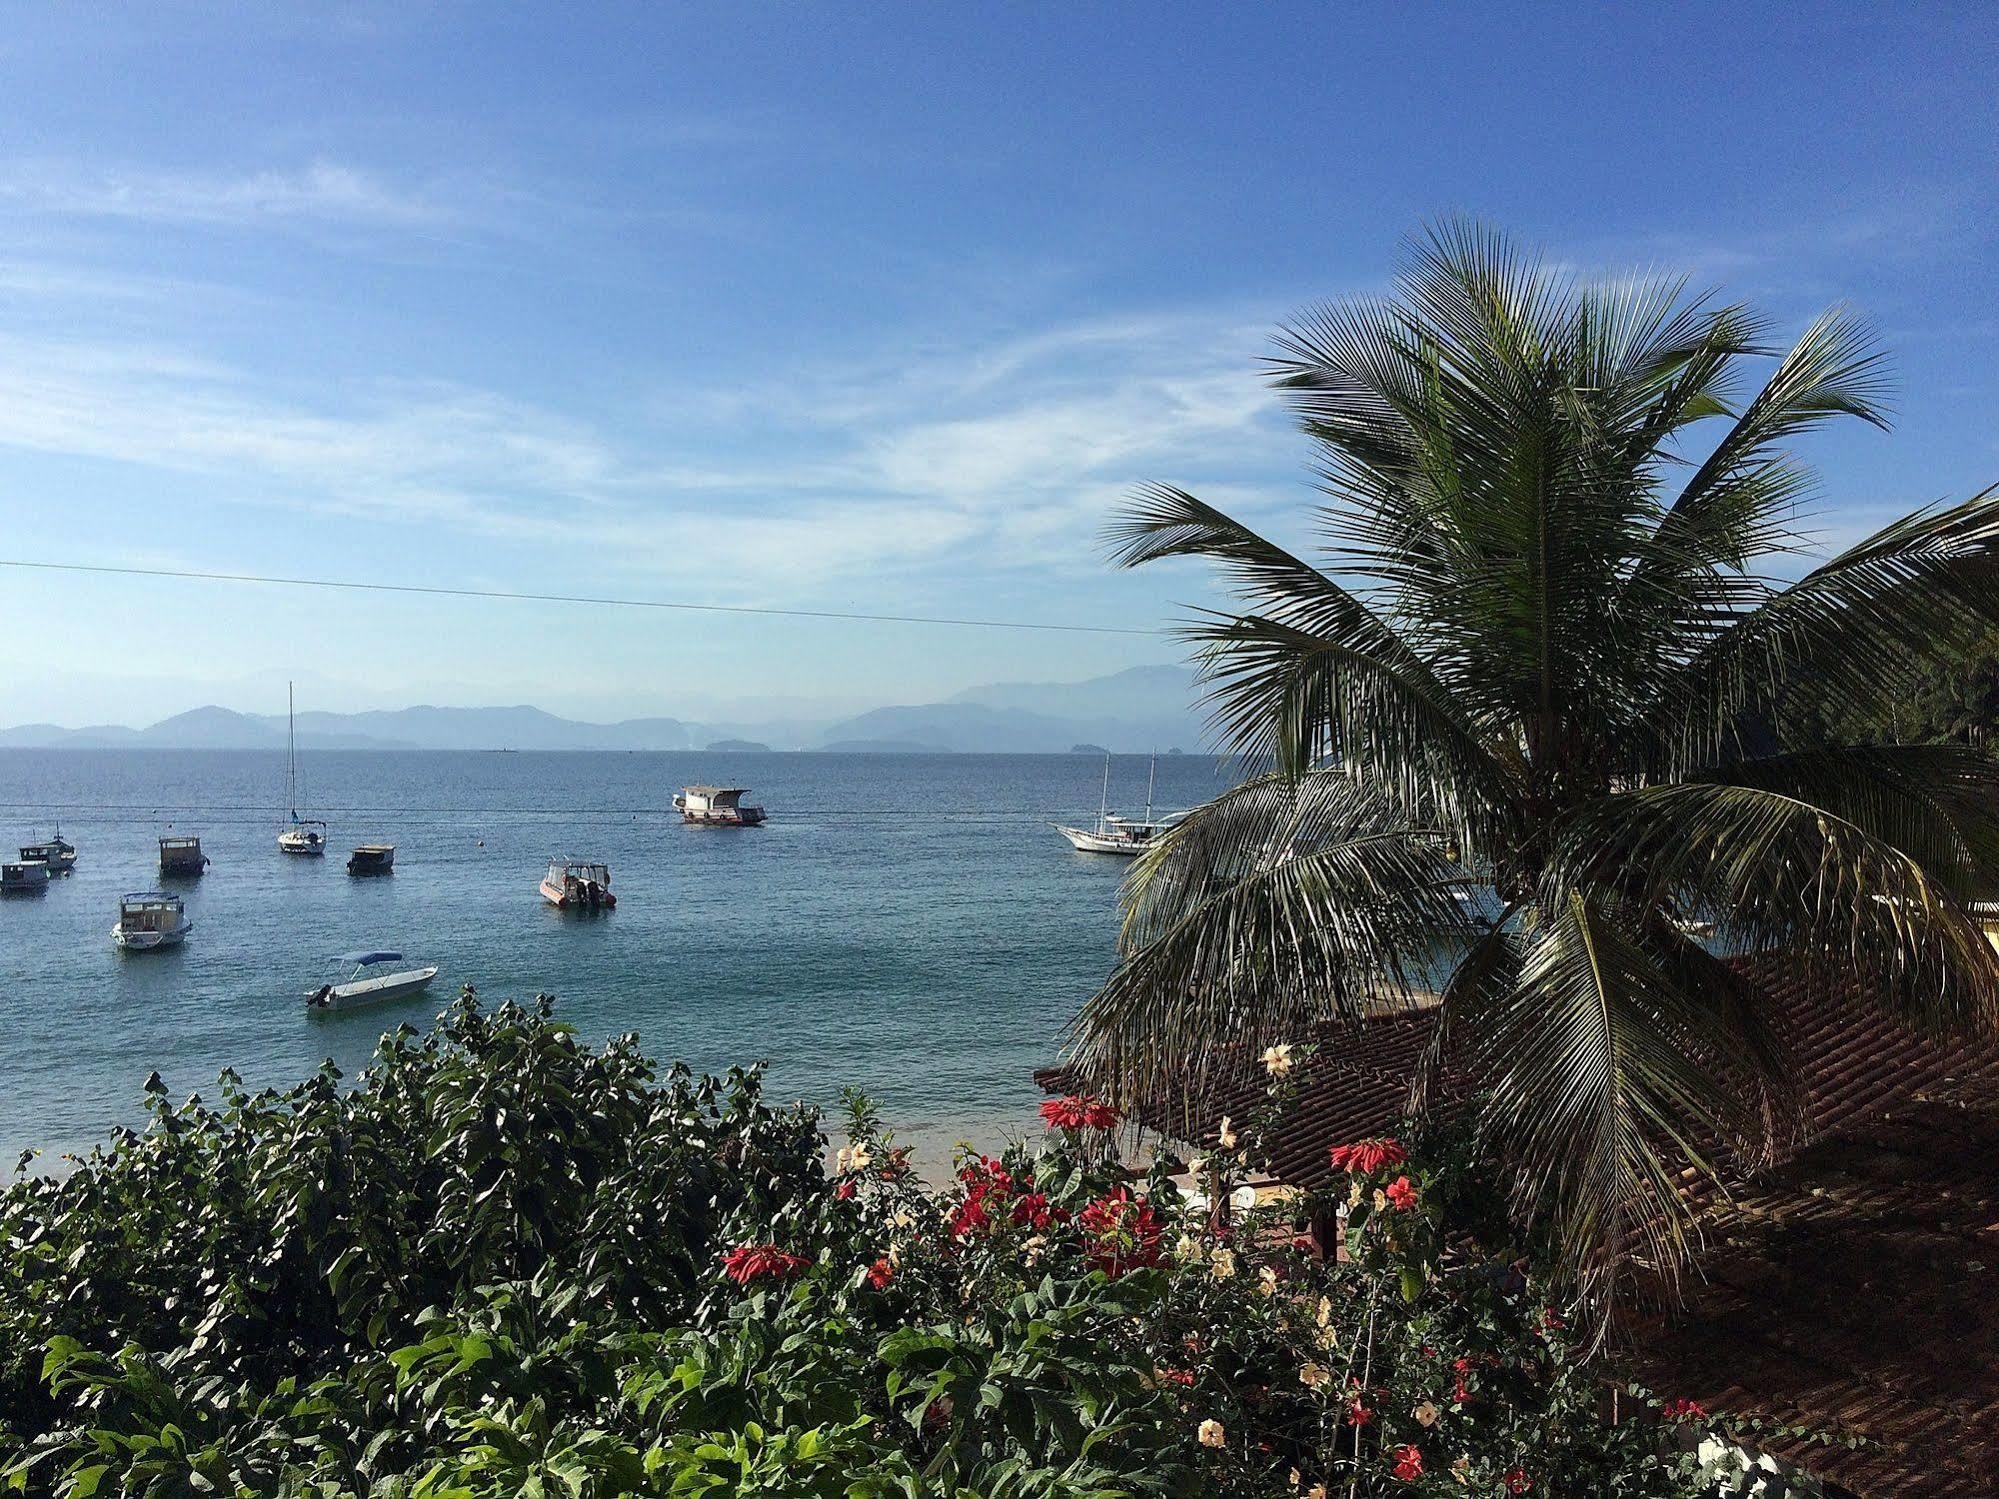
159,835,210,877
675,786,766,826
541,857,615,909
19,826,75,874
347,844,395,876
112,891,191,949
1,860,51,894
307,951,437,1011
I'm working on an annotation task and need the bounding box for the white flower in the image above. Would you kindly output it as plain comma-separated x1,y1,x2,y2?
1414,1400,1440,1427
1197,1417,1226,1448
1186,1154,1208,1177
1257,1264,1279,1296
1299,1362,1330,1389
1209,1247,1238,1280
848,1144,872,1171
1262,1043,1294,1078
1174,1233,1205,1264
1217,1115,1238,1149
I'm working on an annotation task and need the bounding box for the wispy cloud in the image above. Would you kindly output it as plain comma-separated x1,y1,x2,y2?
0,159,449,230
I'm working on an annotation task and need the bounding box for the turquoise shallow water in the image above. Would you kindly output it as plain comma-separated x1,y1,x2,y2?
0,750,1230,1172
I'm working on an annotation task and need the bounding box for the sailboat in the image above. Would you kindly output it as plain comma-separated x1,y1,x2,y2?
1053,752,1177,855
277,683,328,856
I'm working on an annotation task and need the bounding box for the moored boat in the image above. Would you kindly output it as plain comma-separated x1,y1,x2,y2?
540,858,615,908
1054,753,1176,856
278,683,328,855
19,826,75,874
675,786,766,826
112,891,190,949
1,860,51,894
159,835,210,877
307,951,437,1010
347,844,396,875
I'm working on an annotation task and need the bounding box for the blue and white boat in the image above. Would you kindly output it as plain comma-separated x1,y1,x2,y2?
307,951,437,1011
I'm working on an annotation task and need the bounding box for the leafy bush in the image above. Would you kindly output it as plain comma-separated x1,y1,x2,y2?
0,992,1713,1497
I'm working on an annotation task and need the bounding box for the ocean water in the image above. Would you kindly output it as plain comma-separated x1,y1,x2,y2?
0,750,1230,1173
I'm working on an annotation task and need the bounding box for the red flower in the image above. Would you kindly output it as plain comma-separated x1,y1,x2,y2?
1504,1468,1530,1494
1010,1191,1063,1230
1344,1394,1375,1427
1327,1137,1407,1176
1384,1175,1420,1212
835,1178,857,1201
951,1157,1017,1238
1157,1366,1195,1387
1661,1397,1708,1422
1390,1444,1424,1482
720,1244,811,1286
866,1256,894,1289
1075,1187,1163,1277
1539,1306,1564,1331
1040,1094,1119,1131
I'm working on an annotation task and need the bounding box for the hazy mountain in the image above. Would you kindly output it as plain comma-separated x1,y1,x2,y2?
0,667,1206,754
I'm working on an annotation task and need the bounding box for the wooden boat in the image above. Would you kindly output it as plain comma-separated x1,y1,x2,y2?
159,835,210,877
307,951,437,1011
112,891,190,949
278,684,328,855
1,860,50,894
675,786,766,826
1054,754,1176,855
347,844,395,875
19,826,75,874
541,858,615,909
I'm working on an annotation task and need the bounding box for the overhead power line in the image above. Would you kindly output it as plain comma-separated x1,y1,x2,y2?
0,559,1165,637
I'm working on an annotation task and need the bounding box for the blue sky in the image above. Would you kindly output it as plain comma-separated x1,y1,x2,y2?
1,3,1995,724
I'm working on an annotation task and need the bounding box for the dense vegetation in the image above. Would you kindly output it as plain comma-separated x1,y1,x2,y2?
0,994,1721,1497
1077,222,1999,1305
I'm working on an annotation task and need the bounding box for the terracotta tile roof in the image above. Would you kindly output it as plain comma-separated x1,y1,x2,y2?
1037,959,1999,1496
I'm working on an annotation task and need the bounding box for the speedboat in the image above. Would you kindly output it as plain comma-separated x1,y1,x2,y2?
278,683,328,855
676,786,766,826
347,844,395,875
112,891,191,949
1054,753,1177,856
307,951,437,1011
1,860,51,894
19,826,75,874
541,858,615,909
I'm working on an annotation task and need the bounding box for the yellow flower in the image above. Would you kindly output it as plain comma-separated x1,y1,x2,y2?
1414,1400,1439,1427
1174,1233,1205,1264
1258,1265,1279,1296
1261,1042,1293,1078
1306,1487,1327,1499
1021,1234,1046,1265
1217,1115,1238,1149
1209,1247,1237,1280
1349,1179,1365,1207
1186,1153,1207,1177
835,1146,850,1171
848,1144,872,1171
1299,1362,1330,1389
1372,1187,1388,1213
1315,1295,1333,1327
1197,1417,1226,1448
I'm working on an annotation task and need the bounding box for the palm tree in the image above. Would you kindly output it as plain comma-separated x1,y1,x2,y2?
1073,221,1999,1305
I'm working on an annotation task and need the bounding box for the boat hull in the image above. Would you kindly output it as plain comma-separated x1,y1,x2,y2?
1,873,51,894
541,877,615,908
279,834,326,856
1054,824,1149,855
308,966,437,1011
113,923,191,950
682,808,765,826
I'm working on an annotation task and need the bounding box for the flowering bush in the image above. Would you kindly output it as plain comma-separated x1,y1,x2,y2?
0,997,1715,1497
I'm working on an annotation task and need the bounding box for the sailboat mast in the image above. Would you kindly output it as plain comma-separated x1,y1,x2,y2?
1145,751,1155,825
287,681,298,820
1099,752,1111,833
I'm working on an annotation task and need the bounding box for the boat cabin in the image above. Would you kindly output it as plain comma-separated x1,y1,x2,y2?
541,858,615,908
19,832,75,873
112,891,190,949
347,844,396,875
676,785,767,826
158,835,209,876
1,860,50,893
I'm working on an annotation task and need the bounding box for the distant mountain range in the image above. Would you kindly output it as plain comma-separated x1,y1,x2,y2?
0,666,1209,755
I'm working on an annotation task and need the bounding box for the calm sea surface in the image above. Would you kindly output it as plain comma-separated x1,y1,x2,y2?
0,750,1230,1173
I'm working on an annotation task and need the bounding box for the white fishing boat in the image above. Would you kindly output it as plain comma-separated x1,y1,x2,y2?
675,786,766,826
19,826,75,874
307,951,437,1011
278,682,328,856
541,857,615,909
112,891,191,949
1,860,51,894
1054,753,1176,855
